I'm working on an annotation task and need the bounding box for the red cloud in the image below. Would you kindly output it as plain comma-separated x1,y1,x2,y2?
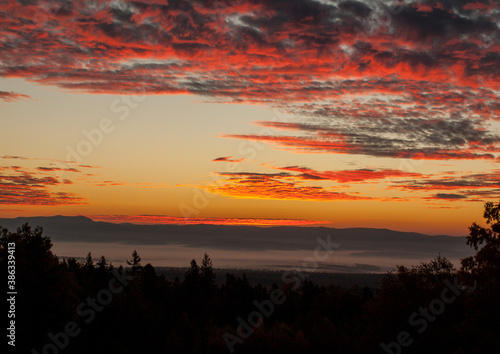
0,169,86,206
88,215,329,226
0,91,31,102
0,161,108,206
1,1,498,95
212,156,245,163
1,0,499,166
463,2,494,11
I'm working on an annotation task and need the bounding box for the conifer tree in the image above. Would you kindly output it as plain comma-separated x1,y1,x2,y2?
127,250,142,274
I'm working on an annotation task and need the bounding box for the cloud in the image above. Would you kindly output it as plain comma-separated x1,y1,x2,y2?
0,160,107,206
0,169,86,205
0,91,31,102
1,0,499,164
273,165,425,183
204,163,500,203
392,171,500,191
222,117,499,160
212,156,245,163
202,162,500,202
429,193,469,200
1,156,100,169
89,214,329,226
207,171,371,201
37,166,80,172
92,180,128,187
391,170,500,202
1,0,498,95
1,155,29,160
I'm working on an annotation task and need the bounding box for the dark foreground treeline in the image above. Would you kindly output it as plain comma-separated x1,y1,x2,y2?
154,267,382,289
1,203,500,354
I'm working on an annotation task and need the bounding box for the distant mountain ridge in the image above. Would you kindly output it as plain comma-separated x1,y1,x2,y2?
0,216,473,261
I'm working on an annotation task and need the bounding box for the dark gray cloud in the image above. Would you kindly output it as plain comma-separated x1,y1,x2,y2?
223,116,500,160
432,193,468,200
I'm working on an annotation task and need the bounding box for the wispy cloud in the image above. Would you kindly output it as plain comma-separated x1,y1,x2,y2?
0,168,86,206
36,166,80,173
89,214,329,226
391,170,500,201
0,91,31,102
222,118,500,160
392,171,500,191
271,165,425,183
0,160,111,206
213,156,245,163
428,193,469,200
207,171,371,201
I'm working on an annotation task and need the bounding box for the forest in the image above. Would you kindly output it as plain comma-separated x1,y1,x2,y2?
1,202,500,354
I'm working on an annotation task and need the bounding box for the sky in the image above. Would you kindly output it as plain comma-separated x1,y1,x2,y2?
0,0,499,236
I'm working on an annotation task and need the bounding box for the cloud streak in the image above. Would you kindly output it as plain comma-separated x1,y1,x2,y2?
271,165,425,183
0,167,86,205
212,156,245,163
0,159,111,206
0,91,31,102
222,118,500,160
392,170,500,201
89,214,329,226
207,171,372,201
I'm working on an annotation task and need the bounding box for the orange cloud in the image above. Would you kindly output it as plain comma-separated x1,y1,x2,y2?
206,172,370,201
88,214,329,226
92,180,128,187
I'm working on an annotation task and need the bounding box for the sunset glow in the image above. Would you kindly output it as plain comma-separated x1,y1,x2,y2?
1,0,499,236
90,214,329,226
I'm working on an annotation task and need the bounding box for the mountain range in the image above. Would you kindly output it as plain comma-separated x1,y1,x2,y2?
0,216,474,271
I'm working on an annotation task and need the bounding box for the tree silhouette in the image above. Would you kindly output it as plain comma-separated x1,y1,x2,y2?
460,201,500,287
200,253,216,296
127,250,142,274
85,251,94,269
0,224,79,353
97,255,107,270
184,259,200,286
7,217,500,354
457,202,500,352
